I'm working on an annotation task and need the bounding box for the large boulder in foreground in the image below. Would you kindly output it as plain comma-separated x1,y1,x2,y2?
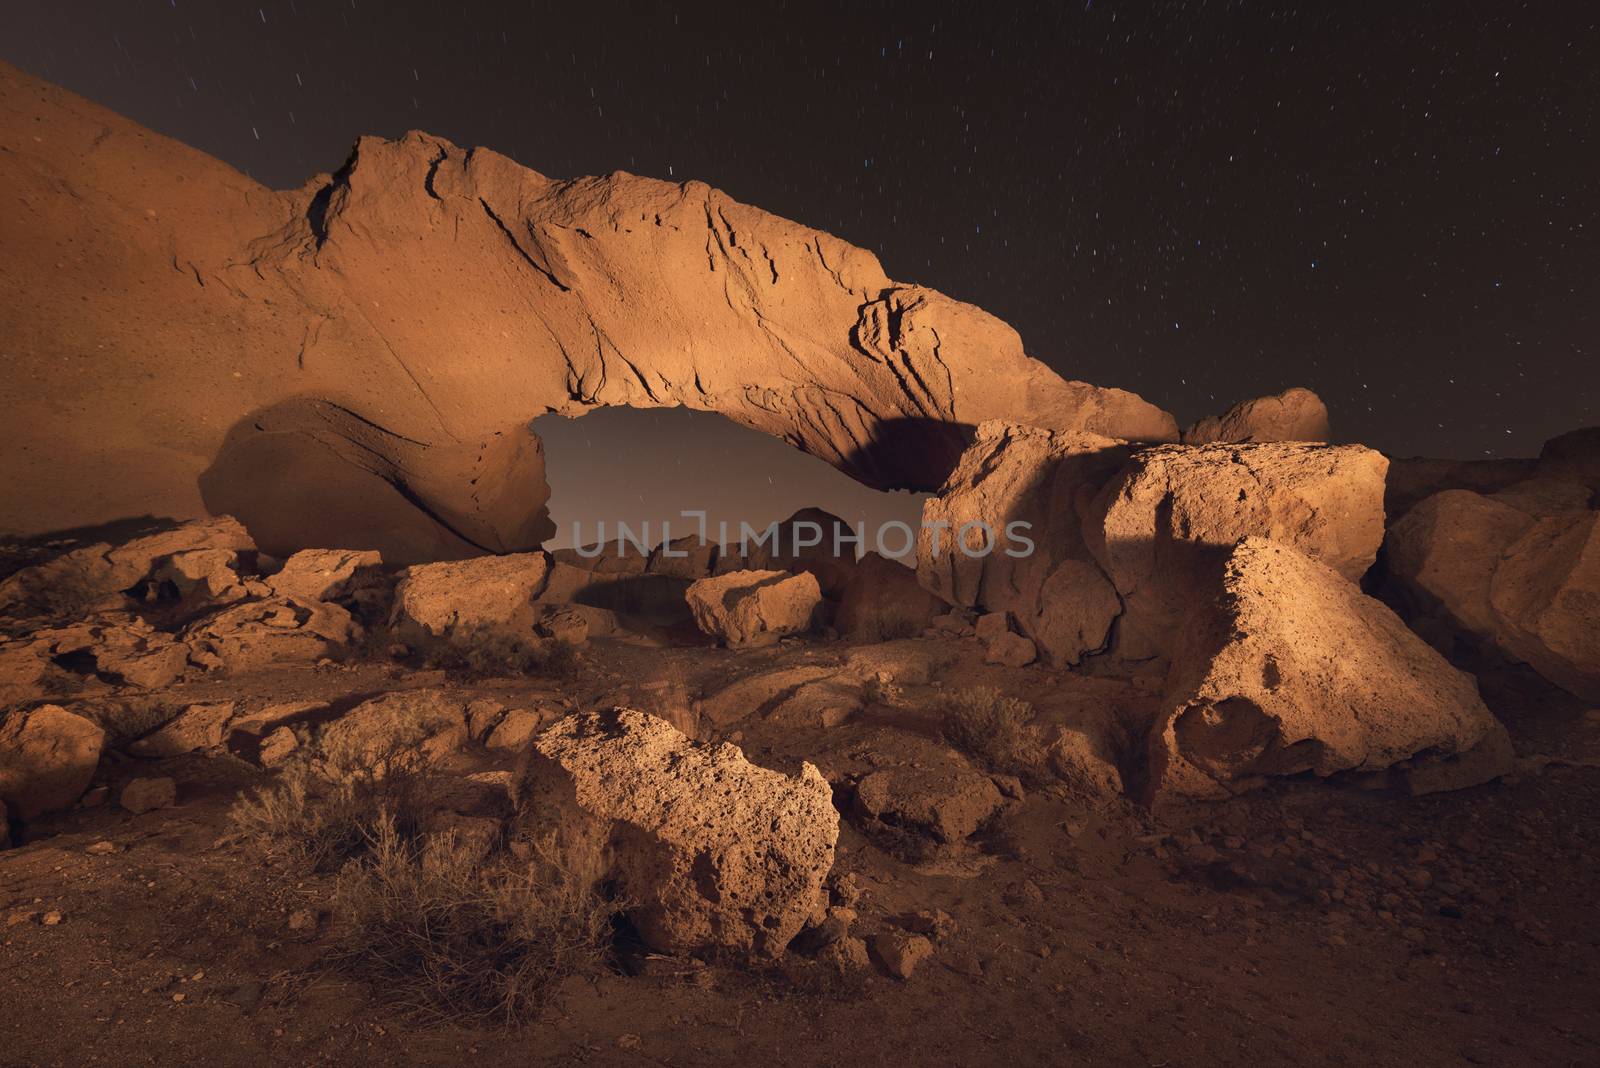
1387,489,1600,700
917,422,1131,666
1086,442,1388,661
513,709,838,959
1181,386,1330,445
1149,539,1509,803
0,704,105,820
685,570,821,647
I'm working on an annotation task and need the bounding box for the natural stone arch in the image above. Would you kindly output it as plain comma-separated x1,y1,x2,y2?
0,62,1176,560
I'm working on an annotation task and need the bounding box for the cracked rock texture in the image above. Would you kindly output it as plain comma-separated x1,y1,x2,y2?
0,61,1174,563
513,708,838,959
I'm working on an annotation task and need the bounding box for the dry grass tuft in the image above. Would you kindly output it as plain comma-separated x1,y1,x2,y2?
937,685,1041,780
329,813,613,1024
231,751,614,1024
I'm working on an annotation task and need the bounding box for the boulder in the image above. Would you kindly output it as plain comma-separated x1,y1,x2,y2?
1181,386,1330,445
974,612,1011,643
129,701,236,757
1086,442,1388,661
918,422,1131,666
258,726,300,767
1388,490,1600,700
15,616,194,692
1536,426,1600,490
513,709,838,958
145,548,255,612
852,761,1005,847
485,708,551,751
0,517,254,619
388,552,551,644
745,508,860,597
1149,539,1509,802
870,932,935,980
1387,490,1533,636
119,776,177,814
685,569,822,647
183,597,356,673
645,536,720,581
265,548,384,603
832,552,946,641
529,604,593,646
984,631,1038,668
0,705,105,819
317,689,471,775
1384,455,1538,522
1488,511,1600,700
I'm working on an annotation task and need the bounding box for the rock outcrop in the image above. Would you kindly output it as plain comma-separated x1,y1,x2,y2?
0,705,105,820
1149,539,1509,802
0,517,255,619
918,426,1388,666
1182,387,1331,445
1085,442,1388,661
917,422,1131,666
1389,489,1600,700
0,60,1175,563
685,570,822,647
513,709,838,958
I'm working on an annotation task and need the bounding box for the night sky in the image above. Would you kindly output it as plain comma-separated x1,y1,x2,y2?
5,1,1596,476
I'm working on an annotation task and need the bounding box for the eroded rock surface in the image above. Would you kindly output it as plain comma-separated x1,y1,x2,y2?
1388,489,1600,700
1086,442,1388,661
1181,387,1330,445
0,61,1175,562
685,570,821,647
1150,538,1509,802
917,422,1130,666
513,708,838,958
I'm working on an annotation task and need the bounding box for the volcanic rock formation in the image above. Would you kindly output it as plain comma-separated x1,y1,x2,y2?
1181,386,1331,445
0,60,1175,563
1149,538,1510,802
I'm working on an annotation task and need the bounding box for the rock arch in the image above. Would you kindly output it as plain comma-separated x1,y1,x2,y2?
0,61,1175,561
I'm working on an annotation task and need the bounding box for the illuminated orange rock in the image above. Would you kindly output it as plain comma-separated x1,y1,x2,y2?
1149,538,1509,802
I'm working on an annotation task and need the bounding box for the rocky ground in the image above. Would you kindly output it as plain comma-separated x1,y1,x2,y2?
3,631,1598,1067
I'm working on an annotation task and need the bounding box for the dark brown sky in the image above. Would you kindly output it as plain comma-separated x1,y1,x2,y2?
4,0,1596,472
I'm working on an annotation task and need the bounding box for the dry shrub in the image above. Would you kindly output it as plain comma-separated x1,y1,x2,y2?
423,627,580,681
231,749,614,1024
850,602,928,642
228,754,436,873
938,685,1041,780
329,814,613,1024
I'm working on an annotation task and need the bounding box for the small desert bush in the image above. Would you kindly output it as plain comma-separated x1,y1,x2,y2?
938,685,1041,780
232,751,614,1024
850,603,928,642
328,813,613,1024
423,627,580,681
229,755,436,873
